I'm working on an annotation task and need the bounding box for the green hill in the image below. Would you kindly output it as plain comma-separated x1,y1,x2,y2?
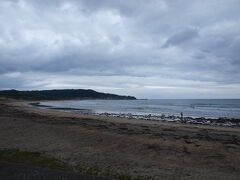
0,89,136,100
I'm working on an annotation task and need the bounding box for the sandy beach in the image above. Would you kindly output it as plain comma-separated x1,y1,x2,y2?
0,100,240,180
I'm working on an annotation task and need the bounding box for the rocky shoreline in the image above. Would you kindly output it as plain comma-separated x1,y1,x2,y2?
30,102,240,127
96,112,240,127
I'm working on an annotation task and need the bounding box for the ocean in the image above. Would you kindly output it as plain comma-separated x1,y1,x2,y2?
40,99,240,119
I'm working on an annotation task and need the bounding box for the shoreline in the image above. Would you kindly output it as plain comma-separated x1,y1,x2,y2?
0,100,240,179
30,101,240,127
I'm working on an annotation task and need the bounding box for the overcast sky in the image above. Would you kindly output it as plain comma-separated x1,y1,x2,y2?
0,0,240,98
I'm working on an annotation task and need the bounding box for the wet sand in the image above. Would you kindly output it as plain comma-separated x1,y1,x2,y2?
0,101,240,180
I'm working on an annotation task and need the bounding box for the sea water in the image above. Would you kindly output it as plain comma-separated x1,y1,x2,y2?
40,99,240,119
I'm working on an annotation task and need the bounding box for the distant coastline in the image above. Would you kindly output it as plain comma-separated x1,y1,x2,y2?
0,89,136,100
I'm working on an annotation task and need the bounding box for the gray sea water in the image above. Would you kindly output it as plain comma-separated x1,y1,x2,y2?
40,99,240,119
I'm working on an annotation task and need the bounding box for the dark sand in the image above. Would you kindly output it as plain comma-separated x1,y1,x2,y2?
0,101,240,180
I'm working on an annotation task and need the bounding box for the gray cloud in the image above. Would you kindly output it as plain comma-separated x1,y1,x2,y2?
163,28,199,48
0,0,240,98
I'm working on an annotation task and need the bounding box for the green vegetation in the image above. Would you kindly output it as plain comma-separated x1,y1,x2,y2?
0,89,136,100
0,96,9,101
0,149,71,171
0,149,154,180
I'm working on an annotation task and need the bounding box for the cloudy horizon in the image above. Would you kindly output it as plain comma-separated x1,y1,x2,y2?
1,0,240,99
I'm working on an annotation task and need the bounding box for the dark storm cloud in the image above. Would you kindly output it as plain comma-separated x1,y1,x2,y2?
0,0,240,97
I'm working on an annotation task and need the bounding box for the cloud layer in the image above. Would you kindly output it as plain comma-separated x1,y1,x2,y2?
0,0,240,98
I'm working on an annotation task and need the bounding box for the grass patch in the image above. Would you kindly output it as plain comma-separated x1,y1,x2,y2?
0,97,10,102
75,164,153,180
0,149,72,171
0,149,155,180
